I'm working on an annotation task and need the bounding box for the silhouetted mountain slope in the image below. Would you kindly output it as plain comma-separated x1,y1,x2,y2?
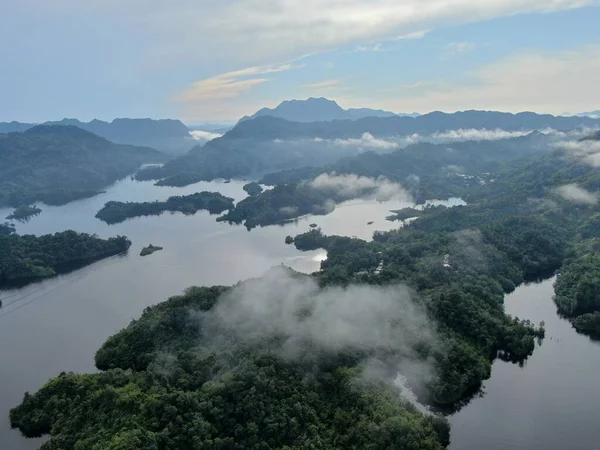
137,110,600,187
0,125,165,206
0,118,194,155
239,97,407,123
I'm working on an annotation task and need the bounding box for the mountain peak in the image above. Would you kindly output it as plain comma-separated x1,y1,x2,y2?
241,98,402,123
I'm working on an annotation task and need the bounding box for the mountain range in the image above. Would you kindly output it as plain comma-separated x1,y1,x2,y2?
0,125,165,207
136,109,600,187
0,118,194,155
239,97,419,123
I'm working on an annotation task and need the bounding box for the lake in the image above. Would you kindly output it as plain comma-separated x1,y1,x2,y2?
449,278,600,450
1,177,598,449
0,176,433,448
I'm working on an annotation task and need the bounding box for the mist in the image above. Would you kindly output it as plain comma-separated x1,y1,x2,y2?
196,267,439,396
189,130,223,141
556,183,599,205
554,139,600,167
308,173,414,202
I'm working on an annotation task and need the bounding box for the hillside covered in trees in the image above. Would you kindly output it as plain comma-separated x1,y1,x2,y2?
0,125,165,207
8,130,600,449
0,231,131,286
135,112,598,188
96,192,235,225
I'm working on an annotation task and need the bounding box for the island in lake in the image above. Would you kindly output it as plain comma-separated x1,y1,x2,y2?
0,229,131,287
140,244,163,256
6,205,42,221
96,192,235,225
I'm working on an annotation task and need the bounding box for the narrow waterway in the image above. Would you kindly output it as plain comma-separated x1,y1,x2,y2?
0,177,428,449
449,278,600,450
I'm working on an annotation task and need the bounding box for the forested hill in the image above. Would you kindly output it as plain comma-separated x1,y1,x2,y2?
0,125,166,207
229,110,600,140
135,110,600,187
0,230,131,287
0,118,194,155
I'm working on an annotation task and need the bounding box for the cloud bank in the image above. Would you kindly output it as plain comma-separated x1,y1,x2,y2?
189,130,223,141
556,184,599,204
201,267,439,379
309,173,414,202
553,138,600,167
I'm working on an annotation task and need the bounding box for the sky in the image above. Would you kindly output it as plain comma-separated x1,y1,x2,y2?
1,0,599,124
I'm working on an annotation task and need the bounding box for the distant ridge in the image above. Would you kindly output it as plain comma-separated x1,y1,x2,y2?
228,109,600,140
0,118,194,155
239,97,419,123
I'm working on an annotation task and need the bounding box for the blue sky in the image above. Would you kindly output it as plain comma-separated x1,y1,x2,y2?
1,0,599,124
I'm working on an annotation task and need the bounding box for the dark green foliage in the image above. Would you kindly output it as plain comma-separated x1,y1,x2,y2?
140,245,163,257
6,205,42,221
572,312,600,335
13,285,449,449
217,184,335,229
387,207,423,222
554,244,600,327
0,222,16,235
0,231,131,286
243,181,263,197
0,125,165,207
96,192,234,225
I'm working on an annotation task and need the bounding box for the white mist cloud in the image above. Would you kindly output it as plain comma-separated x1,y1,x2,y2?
309,173,413,202
553,139,600,167
556,184,599,204
330,133,400,150
189,130,223,141
203,267,438,367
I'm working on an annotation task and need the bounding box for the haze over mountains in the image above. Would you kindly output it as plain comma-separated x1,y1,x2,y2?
0,118,194,155
0,125,165,207
136,107,600,187
239,97,420,123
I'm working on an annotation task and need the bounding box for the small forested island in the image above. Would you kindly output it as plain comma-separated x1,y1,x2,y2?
6,204,42,221
0,230,131,286
96,192,235,225
218,184,334,229
242,181,263,196
387,207,423,222
140,244,163,256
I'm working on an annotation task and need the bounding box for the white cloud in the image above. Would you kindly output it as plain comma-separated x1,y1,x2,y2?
330,132,399,150
35,1,594,64
442,41,476,59
374,45,600,115
554,138,600,167
300,78,344,90
175,62,303,121
189,130,223,141
309,173,413,202
556,184,599,204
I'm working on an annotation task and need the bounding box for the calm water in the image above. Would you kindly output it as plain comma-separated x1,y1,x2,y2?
1,179,597,450
449,278,600,450
0,177,424,449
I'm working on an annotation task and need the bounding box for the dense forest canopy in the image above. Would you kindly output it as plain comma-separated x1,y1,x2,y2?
0,125,166,207
7,129,600,449
0,231,131,286
96,192,235,225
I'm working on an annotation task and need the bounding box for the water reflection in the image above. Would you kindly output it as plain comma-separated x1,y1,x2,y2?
0,176,464,449
449,278,600,450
